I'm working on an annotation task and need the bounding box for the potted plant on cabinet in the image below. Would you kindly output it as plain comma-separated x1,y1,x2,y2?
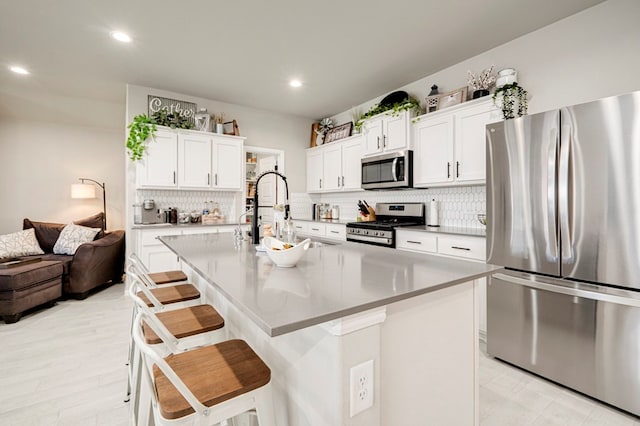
493,83,529,120
126,114,156,161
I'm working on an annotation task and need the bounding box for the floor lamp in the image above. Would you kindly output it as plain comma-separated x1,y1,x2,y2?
71,178,107,230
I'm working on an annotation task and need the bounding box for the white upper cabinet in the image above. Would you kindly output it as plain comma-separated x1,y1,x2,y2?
323,143,343,192
362,111,411,156
212,136,243,190
413,98,498,187
136,128,244,190
413,115,454,186
454,102,500,183
341,136,363,190
306,135,364,193
178,133,212,188
306,148,324,192
137,129,178,188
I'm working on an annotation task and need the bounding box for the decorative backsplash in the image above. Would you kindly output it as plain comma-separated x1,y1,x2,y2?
135,190,238,218
290,186,486,228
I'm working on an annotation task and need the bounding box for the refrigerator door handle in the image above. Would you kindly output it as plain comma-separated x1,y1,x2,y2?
547,128,558,259
493,273,640,307
559,123,573,261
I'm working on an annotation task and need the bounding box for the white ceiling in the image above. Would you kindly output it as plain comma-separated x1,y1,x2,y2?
0,0,604,124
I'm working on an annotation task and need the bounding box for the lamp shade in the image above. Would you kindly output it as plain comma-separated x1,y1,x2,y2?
71,183,96,199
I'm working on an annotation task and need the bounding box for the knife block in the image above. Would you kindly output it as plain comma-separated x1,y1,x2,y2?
363,207,376,222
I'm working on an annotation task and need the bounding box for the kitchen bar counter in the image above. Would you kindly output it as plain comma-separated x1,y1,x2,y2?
159,233,498,425
160,233,497,336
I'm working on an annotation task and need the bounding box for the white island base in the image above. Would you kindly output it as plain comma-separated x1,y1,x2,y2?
185,264,479,426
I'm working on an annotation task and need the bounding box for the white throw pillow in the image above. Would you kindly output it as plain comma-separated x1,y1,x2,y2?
0,228,45,258
53,224,100,255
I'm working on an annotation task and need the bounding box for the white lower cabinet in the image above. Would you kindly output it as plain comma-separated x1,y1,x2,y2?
294,221,346,241
397,230,487,336
136,226,243,273
138,229,182,273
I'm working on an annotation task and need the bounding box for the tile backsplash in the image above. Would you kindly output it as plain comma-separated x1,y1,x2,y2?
291,185,486,228
135,190,238,218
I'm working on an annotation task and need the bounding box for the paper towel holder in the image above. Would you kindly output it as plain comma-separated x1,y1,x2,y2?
427,199,440,227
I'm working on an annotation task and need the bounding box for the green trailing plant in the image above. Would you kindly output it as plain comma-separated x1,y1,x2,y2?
126,114,156,161
493,83,528,120
150,109,194,129
354,97,423,132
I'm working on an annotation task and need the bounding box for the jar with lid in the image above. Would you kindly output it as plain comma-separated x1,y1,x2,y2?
331,205,340,220
496,68,517,87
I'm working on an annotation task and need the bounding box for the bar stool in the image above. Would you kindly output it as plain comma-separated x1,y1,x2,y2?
126,273,227,421
124,268,203,404
132,311,276,426
128,253,188,287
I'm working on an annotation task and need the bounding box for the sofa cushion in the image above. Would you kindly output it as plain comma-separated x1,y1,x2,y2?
39,254,72,281
0,229,45,259
53,224,101,255
23,213,105,253
0,260,63,292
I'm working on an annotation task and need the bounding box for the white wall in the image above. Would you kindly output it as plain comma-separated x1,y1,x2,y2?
331,0,640,124
0,119,125,234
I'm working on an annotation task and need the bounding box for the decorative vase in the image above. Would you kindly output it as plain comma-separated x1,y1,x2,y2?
472,89,490,99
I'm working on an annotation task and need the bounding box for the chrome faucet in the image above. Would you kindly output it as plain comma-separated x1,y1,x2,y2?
251,166,290,244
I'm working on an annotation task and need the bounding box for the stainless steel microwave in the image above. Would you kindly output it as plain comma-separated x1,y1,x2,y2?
361,150,413,190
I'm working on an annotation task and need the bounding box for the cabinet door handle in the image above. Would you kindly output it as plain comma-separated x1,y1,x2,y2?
407,240,422,244
208,173,210,185
319,178,322,189
451,246,471,251
338,176,340,187
173,171,176,184
377,136,380,149
383,135,387,148
215,174,218,185
342,176,345,186
447,162,451,179
330,230,339,234
311,227,320,231
456,161,460,178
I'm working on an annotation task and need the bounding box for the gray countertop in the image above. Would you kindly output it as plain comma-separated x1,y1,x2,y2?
160,233,498,337
399,225,487,237
132,221,246,230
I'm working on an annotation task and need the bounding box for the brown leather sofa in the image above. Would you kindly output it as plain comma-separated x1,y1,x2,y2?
22,213,125,299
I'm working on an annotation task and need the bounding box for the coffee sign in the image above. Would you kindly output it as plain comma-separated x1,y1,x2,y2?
147,95,196,125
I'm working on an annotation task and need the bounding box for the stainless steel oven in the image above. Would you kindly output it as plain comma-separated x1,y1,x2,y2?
361,150,413,190
346,202,424,248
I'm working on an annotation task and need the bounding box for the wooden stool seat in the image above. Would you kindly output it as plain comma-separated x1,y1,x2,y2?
148,270,188,285
153,339,271,420
137,284,200,307
142,305,225,344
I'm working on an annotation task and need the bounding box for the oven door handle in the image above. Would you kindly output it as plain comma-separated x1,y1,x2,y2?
391,158,399,181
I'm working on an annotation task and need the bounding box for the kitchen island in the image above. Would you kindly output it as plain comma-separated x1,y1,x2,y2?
160,233,499,425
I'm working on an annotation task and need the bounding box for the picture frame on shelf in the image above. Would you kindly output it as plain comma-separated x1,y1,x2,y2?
436,87,468,111
223,119,240,136
323,122,353,144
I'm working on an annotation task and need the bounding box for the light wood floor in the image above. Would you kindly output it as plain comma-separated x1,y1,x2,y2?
1,284,638,425
0,284,131,425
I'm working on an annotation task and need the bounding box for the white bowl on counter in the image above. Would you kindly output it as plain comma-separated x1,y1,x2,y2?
262,237,311,268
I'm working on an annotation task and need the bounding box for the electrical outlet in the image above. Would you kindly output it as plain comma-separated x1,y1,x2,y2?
349,359,374,417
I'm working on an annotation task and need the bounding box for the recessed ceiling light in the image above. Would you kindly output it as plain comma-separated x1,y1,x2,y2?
9,66,29,75
110,31,132,43
289,79,302,88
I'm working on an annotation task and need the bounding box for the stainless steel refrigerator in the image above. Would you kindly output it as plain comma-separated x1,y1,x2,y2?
486,91,640,416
